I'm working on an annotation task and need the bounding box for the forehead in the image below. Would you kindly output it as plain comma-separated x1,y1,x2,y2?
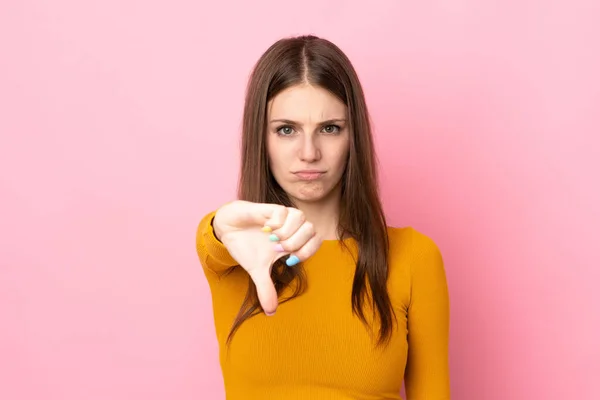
267,84,347,120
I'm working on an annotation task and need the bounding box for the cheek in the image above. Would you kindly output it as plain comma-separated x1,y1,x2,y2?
330,143,350,171
266,138,286,172
268,136,299,160
266,136,276,161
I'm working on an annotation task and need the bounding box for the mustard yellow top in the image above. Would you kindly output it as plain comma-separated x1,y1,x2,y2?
196,211,450,400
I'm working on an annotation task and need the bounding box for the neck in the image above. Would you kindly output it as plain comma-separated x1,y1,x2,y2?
293,186,342,241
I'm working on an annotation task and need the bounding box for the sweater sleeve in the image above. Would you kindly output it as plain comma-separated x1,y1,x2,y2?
404,229,451,399
195,210,239,279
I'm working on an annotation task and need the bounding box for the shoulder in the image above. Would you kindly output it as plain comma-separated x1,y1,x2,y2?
385,226,444,276
386,226,441,257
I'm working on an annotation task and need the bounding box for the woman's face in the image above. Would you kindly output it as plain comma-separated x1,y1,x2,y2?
266,84,350,204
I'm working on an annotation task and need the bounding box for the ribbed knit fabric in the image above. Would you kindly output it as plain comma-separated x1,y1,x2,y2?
196,211,450,400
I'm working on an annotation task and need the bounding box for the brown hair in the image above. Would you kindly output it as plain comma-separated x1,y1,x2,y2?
229,35,395,346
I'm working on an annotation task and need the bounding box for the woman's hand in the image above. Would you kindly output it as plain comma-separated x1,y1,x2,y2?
213,200,322,315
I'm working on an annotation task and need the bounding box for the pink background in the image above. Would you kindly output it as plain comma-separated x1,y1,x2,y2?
1,1,598,399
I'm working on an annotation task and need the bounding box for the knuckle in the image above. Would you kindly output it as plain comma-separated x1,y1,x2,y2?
297,213,306,224
277,205,288,215
303,221,314,232
281,236,300,251
295,241,316,260
270,206,288,227
287,207,303,218
294,247,309,260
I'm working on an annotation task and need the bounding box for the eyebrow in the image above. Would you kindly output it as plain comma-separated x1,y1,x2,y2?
269,118,347,125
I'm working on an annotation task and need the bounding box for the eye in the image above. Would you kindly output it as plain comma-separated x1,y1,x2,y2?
322,125,341,134
276,126,295,136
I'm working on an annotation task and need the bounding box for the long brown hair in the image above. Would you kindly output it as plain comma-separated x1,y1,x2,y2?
230,35,395,346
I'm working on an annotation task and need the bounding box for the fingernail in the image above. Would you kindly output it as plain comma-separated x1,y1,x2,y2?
273,243,285,252
265,311,275,316
269,234,280,242
261,226,272,233
286,255,300,267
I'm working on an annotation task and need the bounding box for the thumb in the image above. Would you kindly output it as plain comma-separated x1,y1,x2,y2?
248,267,278,315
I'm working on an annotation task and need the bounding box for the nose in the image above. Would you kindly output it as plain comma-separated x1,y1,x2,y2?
298,135,321,162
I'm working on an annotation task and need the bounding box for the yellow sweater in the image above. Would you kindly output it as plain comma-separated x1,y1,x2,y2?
196,211,450,400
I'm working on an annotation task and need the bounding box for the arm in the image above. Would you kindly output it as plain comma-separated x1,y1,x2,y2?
404,230,451,399
195,210,239,280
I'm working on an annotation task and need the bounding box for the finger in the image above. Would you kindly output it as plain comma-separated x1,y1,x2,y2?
278,220,315,253
284,232,323,267
240,202,287,228
258,204,289,231
270,208,305,241
248,268,278,315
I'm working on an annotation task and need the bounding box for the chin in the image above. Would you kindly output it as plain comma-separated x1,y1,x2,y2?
288,183,334,203
276,177,342,204
292,193,326,203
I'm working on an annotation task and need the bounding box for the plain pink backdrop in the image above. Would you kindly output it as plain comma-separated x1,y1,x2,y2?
1,1,598,399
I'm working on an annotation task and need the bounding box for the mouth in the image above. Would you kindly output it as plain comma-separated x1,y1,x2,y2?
293,171,325,181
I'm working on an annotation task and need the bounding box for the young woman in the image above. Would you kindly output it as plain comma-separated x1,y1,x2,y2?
196,35,450,399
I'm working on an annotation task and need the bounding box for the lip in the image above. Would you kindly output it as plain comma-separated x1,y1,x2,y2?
293,170,325,181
